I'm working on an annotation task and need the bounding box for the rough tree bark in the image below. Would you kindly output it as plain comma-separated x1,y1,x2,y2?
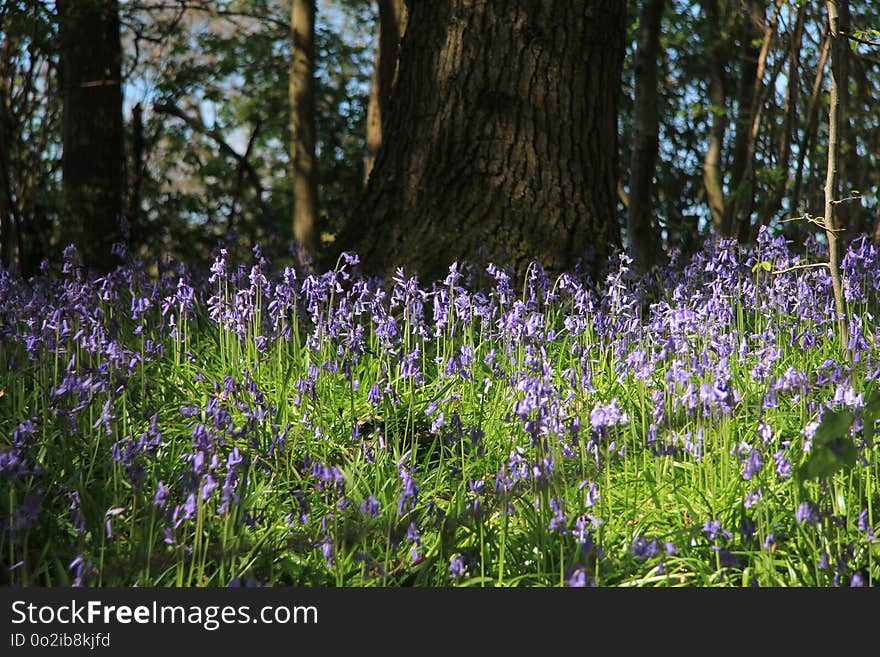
58,0,124,272
364,0,407,184
701,0,728,237
627,0,666,273
290,0,319,262
341,0,627,283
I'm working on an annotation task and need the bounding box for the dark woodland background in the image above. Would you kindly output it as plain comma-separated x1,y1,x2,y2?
1,0,878,282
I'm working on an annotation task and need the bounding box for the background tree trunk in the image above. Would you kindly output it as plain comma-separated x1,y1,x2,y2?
58,0,124,271
834,0,854,238
0,32,17,267
627,0,666,272
343,0,627,283
790,30,829,220
701,0,728,237
722,5,760,237
364,0,407,184
727,0,784,241
290,0,319,263
761,2,805,224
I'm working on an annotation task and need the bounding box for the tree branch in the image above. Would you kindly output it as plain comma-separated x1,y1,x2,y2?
154,101,274,229
841,29,880,48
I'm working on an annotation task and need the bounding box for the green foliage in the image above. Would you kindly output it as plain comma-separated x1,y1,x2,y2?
117,0,374,268
862,387,880,448
797,410,858,482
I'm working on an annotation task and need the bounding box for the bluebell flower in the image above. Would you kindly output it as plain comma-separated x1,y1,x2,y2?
360,495,381,518
774,450,792,479
857,508,874,538
565,566,591,587
703,519,732,542
320,537,334,569
153,481,169,509
745,489,762,508
796,501,820,527
449,555,467,579
631,536,659,560
548,497,567,533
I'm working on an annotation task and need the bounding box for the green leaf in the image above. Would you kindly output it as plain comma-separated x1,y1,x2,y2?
751,261,772,273
812,410,854,447
862,388,880,448
797,410,858,482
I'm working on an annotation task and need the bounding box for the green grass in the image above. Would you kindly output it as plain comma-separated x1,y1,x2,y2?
1,244,878,587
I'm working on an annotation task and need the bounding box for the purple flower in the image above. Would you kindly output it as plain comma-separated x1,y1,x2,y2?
796,501,820,527
367,381,384,408
320,536,334,569
703,519,732,542
580,480,599,508
548,497,567,533
589,398,629,431
745,489,762,508
153,481,170,509
572,516,593,547
360,495,381,518
565,566,592,587
397,454,419,516
407,522,422,561
104,507,125,539
742,445,763,481
858,508,874,538
774,450,792,479
631,536,659,560
449,555,467,579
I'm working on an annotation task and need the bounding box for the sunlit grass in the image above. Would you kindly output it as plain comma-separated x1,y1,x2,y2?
1,234,879,587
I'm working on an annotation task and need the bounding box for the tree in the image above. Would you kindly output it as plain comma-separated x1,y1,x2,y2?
824,0,847,346
0,3,63,276
364,0,407,183
58,0,125,271
627,0,666,272
699,0,728,236
290,0,319,262
340,0,628,282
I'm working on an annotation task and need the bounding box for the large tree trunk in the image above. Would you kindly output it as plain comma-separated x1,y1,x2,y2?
364,0,408,184
626,0,666,273
290,0,319,263
58,0,124,272
342,0,626,283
